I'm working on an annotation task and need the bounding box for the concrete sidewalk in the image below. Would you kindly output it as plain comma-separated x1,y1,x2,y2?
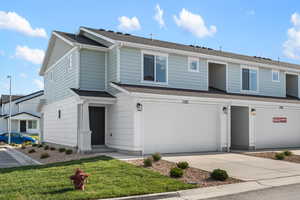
164,153,300,181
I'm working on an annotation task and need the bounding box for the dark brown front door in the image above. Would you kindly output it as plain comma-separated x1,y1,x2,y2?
89,106,105,145
20,120,26,132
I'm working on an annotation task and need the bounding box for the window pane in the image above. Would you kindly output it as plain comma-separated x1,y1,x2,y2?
143,54,155,81
250,69,257,91
32,121,37,129
273,71,279,81
190,61,198,71
155,56,167,82
242,68,250,90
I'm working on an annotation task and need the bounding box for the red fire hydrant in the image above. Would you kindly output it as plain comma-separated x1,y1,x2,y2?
70,168,90,190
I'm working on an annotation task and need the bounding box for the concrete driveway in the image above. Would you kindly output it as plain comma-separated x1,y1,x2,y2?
164,153,300,181
0,148,21,168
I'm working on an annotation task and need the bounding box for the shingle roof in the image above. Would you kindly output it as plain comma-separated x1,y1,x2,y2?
3,112,40,119
112,82,300,104
54,31,107,48
82,27,300,70
15,90,44,104
70,88,115,98
0,95,24,105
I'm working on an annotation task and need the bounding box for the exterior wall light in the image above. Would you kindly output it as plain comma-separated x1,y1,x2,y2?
222,106,228,114
182,100,189,104
279,106,284,109
136,103,143,111
251,108,256,115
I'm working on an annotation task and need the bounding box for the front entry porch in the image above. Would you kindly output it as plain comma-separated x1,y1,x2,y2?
3,112,40,134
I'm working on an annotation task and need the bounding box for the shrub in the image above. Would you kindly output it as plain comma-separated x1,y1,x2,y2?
152,153,162,162
283,150,293,156
65,149,73,155
177,161,189,169
21,145,26,149
40,153,50,159
32,143,38,147
50,147,56,151
24,141,32,146
38,144,43,148
58,148,66,153
44,145,49,150
275,152,285,160
28,149,36,153
143,157,153,167
211,169,229,181
170,167,184,178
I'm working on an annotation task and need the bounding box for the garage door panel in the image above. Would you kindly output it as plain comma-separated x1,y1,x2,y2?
255,108,300,149
143,102,219,154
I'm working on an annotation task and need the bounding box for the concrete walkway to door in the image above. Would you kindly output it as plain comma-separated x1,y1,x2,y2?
164,153,300,181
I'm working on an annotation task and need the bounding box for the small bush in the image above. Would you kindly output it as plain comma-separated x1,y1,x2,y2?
40,153,50,159
44,145,49,150
143,157,153,167
38,144,43,148
65,149,73,155
152,153,162,162
211,169,229,181
170,167,184,178
58,148,66,153
177,161,189,169
275,152,285,160
50,147,56,151
283,150,293,156
21,145,26,149
28,149,36,153
24,141,32,146
32,143,38,147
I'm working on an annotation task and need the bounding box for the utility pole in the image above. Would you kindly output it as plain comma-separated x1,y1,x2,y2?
7,75,11,144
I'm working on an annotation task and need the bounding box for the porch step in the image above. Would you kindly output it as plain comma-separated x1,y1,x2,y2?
91,146,116,153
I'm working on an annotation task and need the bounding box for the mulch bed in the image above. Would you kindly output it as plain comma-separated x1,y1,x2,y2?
16,145,105,164
245,152,300,163
127,159,242,187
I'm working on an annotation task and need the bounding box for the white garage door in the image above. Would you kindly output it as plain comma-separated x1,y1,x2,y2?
255,107,300,149
142,102,220,154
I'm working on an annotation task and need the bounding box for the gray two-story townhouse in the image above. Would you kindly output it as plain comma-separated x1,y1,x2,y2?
39,27,300,154
0,90,44,135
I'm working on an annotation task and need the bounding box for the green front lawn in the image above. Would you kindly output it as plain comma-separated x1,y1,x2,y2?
0,156,195,200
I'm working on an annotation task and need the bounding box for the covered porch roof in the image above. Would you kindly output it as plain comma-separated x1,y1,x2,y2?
4,112,40,120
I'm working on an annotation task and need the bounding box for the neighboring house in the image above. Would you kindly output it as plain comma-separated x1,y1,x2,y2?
0,91,44,135
39,27,300,154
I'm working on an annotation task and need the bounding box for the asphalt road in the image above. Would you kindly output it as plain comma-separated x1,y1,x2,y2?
0,148,20,168
206,183,300,200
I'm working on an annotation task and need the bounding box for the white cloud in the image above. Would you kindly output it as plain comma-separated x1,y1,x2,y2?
0,11,47,38
118,16,141,31
246,10,255,16
33,79,44,90
173,8,216,38
15,45,45,65
154,4,165,28
283,13,300,60
19,73,27,78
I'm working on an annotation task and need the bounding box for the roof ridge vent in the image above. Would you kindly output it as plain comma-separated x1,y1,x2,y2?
124,33,131,36
99,28,105,31
107,30,114,33
116,32,123,34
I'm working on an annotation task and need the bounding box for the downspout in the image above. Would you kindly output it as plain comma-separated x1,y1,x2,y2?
227,104,231,152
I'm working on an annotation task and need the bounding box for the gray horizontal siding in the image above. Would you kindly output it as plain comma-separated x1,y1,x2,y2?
48,37,72,67
44,50,79,103
120,47,208,91
80,49,105,91
227,63,241,93
107,46,119,94
259,68,285,97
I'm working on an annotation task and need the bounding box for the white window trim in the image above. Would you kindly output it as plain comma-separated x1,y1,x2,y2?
188,57,199,72
141,50,168,85
240,65,259,93
272,70,280,82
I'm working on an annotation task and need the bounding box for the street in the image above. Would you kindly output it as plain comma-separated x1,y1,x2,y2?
206,183,300,200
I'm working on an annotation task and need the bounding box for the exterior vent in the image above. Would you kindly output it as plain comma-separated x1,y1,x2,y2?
108,30,114,33
253,56,272,61
124,33,131,36
116,32,123,34
99,28,105,31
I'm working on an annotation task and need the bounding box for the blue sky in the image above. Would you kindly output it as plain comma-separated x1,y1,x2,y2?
1,0,300,95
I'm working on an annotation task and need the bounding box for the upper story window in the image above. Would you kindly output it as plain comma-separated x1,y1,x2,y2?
143,52,167,83
68,54,73,70
188,57,199,72
272,70,280,82
241,67,258,92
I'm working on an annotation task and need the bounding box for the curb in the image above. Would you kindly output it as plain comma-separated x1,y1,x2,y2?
5,146,41,165
104,192,180,200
